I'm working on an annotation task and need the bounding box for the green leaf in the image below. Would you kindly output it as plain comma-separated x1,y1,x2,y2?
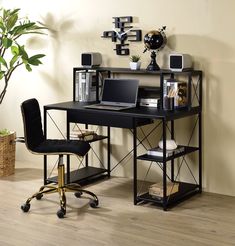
29,54,45,60
28,54,45,66
6,13,18,31
2,37,13,48
28,59,42,66
25,64,32,72
10,55,19,68
0,21,5,32
0,71,5,80
10,9,20,16
0,128,10,136
11,46,19,55
0,56,8,68
18,45,28,60
3,9,9,20
11,22,36,35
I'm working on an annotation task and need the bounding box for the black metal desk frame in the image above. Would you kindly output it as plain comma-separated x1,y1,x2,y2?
44,68,202,210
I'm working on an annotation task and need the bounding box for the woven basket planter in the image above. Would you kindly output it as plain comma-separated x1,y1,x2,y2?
0,132,16,177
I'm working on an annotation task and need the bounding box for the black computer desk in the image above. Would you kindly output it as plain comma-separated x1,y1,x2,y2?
44,101,201,207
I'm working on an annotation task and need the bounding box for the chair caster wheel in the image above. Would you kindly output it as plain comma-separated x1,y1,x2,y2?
36,193,43,200
74,191,82,198
57,208,66,218
90,199,99,208
21,203,30,212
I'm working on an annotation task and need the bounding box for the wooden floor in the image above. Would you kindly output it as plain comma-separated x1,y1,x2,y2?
0,161,235,246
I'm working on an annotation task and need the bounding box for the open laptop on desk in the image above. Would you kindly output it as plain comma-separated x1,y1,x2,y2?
84,78,139,111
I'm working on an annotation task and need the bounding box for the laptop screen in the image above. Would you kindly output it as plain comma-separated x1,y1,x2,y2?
101,78,139,106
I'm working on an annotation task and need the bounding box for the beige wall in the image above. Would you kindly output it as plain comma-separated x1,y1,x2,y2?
1,0,235,196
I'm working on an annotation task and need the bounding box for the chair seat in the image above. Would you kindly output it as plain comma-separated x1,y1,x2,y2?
33,139,90,156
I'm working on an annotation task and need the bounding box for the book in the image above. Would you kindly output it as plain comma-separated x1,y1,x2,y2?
70,129,97,141
147,146,185,157
163,78,188,108
149,182,179,197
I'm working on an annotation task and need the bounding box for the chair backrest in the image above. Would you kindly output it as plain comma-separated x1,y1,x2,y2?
21,98,45,151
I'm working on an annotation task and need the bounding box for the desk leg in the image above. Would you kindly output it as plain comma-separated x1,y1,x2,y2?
199,113,202,192
43,108,47,185
133,119,137,205
107,126,111,177
162,118,167,211
171,120,175,182
66,117,70,184
85,124,88,167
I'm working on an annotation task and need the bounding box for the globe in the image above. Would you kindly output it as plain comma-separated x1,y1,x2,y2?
143,27,167,71
144,30,167,51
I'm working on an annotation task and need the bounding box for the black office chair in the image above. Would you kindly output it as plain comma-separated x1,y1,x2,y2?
20,98,98,218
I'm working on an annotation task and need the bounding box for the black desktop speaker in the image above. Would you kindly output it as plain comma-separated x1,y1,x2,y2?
81,52,102,68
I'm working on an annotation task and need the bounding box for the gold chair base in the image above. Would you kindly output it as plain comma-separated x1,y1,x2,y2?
21,162,99,218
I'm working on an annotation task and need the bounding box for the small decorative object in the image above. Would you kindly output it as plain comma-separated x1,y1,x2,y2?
0,8,46,104
143,26,167,71
0,129,16,176
158,139,177,150
101,16,142,55
129,55,141,70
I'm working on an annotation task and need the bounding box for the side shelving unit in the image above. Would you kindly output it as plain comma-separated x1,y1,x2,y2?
134,69,202,210
136,146,200,208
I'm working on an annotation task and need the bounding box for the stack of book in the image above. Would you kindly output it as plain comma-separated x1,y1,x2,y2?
149,182,179,198
70,129,97,141
147,146,185,157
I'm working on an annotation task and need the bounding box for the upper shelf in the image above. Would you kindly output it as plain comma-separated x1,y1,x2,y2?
73,67,202,76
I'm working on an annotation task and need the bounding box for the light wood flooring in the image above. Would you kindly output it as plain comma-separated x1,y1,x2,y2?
0,161,235,246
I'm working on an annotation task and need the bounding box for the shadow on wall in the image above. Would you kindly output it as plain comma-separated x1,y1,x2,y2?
26,12,77,93
168,34,235,194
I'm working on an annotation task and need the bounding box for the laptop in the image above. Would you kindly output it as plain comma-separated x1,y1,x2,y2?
84,78,139,111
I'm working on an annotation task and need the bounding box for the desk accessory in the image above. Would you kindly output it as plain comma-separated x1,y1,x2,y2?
163,78,188,108
101,16,142,55
143,26,167,71
84,78,139,111
129,55,141,70
163,96,174,111
169,53,192,71
138,86,160,108
81,52,102,68
75,71,97,102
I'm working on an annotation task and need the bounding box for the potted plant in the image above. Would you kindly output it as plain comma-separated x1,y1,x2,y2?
0,8,46,175
0,129,16,176
129,55,141,70
0,7,46,104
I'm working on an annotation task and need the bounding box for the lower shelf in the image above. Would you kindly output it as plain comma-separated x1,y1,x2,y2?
47,166,108,185
136,182,200,208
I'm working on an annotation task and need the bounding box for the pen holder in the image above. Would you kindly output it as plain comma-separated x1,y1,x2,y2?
163,96,174,111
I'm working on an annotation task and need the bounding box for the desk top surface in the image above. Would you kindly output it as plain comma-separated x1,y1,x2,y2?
44,101,201,121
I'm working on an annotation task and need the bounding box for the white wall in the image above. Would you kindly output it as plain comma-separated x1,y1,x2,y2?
1,0,235,196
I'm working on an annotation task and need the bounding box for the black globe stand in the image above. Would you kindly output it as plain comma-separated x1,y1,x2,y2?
146,51,160,71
